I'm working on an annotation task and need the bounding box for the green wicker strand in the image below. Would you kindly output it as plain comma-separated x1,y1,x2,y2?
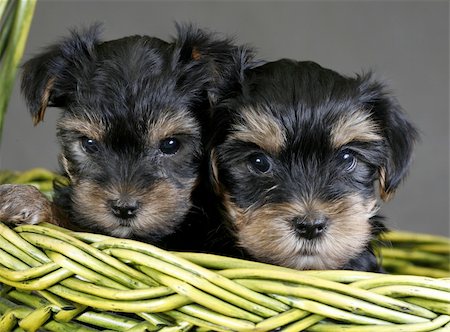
351,275,450,292
272,294,392,325
59,277,173,301
382,258,450,278
381,231,450,244
165,309,234,332
254,308,309,331
281,313,324,332
381,247,449,266
108,247,281,318
0,170,16,184
0,248,31,271
291,270,377,283
0,0,8,22
405,298,450,315
307,315,450,332
219,269,435,319
8,168,57,184
433,324,450,332
0,261,59,281
0,235,47,268
136,312,174,328
371,285,450,303
0,0,36,140
177,304,257,331
75,311,155,332
157,321,192,332
18,305,59,332
0,310,17,331
414,244,450,254
0,267,73,291
72,230,113,243
22,181,54,193
237,279,428,324
48,283,191,313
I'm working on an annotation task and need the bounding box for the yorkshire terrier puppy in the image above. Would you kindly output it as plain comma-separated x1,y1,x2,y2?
208,59,418,271
0,24,251,250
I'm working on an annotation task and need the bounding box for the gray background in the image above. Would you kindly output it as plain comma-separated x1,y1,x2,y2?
1,1,448,235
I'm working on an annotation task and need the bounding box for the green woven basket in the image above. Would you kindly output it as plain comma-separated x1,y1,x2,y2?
0,169,449,332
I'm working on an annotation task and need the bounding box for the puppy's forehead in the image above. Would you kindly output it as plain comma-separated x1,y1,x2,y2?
73,36,199,113
147,108,200,142
229,105,286,154
235,60,382,151
58,110,106,141
330,108,382,148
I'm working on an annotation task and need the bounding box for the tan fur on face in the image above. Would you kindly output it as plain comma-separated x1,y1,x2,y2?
229,106,286,154
71,178,195,238
330,110,382,148
147,111,199,144
58,115,106,142
223,194,377,270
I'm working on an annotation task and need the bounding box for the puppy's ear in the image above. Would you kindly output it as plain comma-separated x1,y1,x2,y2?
358,74,418,201
173,23,255,104
21,25,101,125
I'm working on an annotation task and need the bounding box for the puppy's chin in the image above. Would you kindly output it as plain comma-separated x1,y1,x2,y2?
226,196,377,270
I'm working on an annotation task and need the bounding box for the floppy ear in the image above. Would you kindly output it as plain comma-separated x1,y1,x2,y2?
21,25,101,125
358,74,418,201
173,23,255,105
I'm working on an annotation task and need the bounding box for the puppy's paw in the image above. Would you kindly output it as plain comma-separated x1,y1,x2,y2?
0,184,53,226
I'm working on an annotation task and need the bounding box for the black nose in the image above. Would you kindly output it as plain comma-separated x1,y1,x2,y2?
110,199,139,219
293,216,328,240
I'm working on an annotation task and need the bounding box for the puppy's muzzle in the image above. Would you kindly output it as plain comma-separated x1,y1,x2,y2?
109,198,139,220
293,215,329,240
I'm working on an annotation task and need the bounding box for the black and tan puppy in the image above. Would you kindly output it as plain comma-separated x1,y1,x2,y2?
209,59,417,271
0,24,251,250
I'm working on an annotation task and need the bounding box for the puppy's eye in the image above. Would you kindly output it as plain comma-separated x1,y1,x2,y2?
248,153,272,173
339,149,357,172
160,137,180,155
81,137,99,154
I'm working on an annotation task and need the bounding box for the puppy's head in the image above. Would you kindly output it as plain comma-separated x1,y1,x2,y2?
21,24,246,242
211,59,417,269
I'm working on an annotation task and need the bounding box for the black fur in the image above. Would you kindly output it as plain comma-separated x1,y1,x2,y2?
207,59,417,271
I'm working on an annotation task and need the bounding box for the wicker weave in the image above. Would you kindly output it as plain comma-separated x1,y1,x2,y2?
0,169,449,331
